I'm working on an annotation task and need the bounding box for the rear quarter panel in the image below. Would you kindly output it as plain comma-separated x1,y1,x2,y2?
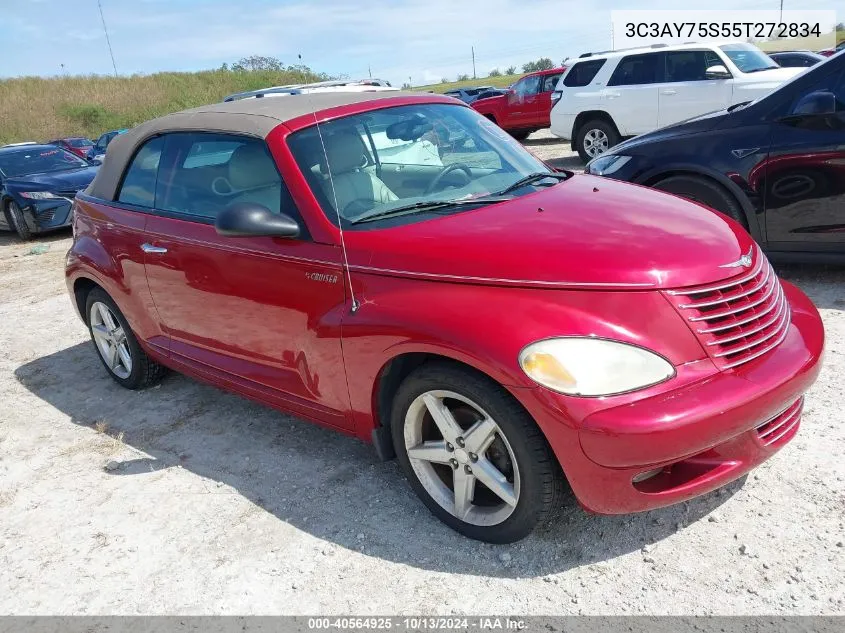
66,196,164,345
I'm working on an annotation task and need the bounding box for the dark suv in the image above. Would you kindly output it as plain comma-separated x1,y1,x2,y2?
585,52,845,261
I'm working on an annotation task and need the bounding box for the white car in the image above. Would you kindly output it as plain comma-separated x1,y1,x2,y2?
224,79,398,102
550,42,804,161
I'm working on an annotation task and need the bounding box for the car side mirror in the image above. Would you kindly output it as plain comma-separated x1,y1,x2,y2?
215,202,300,239
705,65,731,79
791,90,836,116
88,158,102,166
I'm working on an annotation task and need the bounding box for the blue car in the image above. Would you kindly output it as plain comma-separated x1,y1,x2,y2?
0,144,100,240
86,129,128,162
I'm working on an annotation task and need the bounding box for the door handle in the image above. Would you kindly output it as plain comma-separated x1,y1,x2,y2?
660,89,677,95
605,91,621,99
141,243,168,254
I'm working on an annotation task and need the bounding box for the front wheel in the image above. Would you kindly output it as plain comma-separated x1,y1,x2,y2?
6,201,32,240
509,129,531,141
576,119,619,162
391,363,564,543
652,175,747,228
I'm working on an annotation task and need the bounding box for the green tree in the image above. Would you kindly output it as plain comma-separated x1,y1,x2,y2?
457,73,470,81
522,57,554,73
488,68,502,77
505,65,517,75
441,77,449,83
232,55,284,72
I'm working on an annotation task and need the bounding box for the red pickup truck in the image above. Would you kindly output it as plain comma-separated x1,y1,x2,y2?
470,67,565,140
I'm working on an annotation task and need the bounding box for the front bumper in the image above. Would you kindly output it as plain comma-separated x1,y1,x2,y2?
23,198,74,232
515,281,824,514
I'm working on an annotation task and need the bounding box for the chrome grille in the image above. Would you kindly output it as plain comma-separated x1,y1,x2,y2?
664,251,790,370
756,398,803,446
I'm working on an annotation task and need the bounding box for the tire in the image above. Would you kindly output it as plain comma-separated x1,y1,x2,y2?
575,118,619,162
652,175,747,228
6,201,33,241
390,362,564,543
85,288,167,390
509,129,531,141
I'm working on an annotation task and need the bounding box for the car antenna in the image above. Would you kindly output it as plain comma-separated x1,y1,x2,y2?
299,53,361,314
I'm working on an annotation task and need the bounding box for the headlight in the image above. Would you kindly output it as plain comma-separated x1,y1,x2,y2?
585,154,631,176
519,338,675,396
19,191,60,199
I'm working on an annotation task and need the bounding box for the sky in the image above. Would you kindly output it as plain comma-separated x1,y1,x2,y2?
1,0,840,85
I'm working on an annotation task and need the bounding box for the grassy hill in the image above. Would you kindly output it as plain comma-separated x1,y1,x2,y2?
414,73,522,94
757,31,844,53
0,68,325,145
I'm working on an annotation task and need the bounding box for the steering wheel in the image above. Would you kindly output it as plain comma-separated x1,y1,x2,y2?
424,163,473,194
211,176,235,197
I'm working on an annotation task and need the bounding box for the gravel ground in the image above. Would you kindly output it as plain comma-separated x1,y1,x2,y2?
0,133,843,615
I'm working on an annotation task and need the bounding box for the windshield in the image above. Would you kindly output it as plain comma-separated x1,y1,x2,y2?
719,44,778,73
287,103,552,228
68,138,93,148
0,146,89,177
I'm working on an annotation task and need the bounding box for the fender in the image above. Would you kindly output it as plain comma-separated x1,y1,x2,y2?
340,274,706,440
634,162,765,244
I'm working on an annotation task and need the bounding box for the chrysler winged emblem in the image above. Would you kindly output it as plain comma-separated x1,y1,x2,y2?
719,247,754,269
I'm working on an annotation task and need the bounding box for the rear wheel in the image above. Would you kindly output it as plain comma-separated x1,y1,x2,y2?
6,201,32,240
391,363,564,543
576,118,619,162
509,129,531,141
85,288,167,390
652,175,746,228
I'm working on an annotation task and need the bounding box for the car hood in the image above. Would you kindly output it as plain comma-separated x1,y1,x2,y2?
5,166,99,193
611,108,733,153
738,66,805,84
346,174,756,290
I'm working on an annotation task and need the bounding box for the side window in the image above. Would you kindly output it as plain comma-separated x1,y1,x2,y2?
563,60,606,87
607,53,662,86
542,73,563,92
704,50,724,70
665,51,710,82
154,132,297,223
117,136,164,207
514,75,541,97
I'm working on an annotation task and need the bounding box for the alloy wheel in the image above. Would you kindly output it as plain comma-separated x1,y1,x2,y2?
403,390,520,526
583,128,609,158
90,301,133,379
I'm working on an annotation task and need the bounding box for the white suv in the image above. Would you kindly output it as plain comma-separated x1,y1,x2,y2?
550,42,804,161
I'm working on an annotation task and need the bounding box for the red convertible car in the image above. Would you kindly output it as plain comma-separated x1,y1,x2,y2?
66,92,823,542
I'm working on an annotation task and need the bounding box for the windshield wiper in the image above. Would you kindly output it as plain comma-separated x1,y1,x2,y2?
745,66,780,73
492,171,568,196
350,196,513,225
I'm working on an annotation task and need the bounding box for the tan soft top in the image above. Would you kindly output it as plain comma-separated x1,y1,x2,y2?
88,91,439,200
